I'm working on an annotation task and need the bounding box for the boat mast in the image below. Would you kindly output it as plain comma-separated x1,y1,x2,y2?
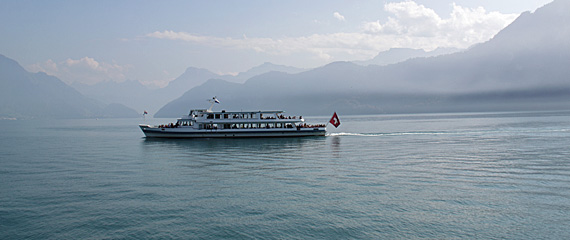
207,96,220,112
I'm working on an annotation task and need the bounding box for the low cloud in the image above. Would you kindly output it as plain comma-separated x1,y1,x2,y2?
363,2,518,46
27,57,132,85
333,12,346,21
146,1,517,62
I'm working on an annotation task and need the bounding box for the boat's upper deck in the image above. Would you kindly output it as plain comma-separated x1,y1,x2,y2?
179,109,305,124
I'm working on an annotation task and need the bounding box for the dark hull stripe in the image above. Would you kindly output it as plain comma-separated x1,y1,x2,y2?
141,128,326,138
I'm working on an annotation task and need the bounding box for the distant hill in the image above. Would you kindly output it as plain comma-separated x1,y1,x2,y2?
155,0,570,117
157,67,221,99
72,80,154,113
0,54,139,119
155,62,306,96
229,62,307,83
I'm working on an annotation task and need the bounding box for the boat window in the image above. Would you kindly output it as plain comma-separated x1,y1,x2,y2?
180,121,193,126
203,124,218,129
207,114,214,119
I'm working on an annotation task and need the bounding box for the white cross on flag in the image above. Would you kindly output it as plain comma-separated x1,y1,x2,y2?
329,112,341,128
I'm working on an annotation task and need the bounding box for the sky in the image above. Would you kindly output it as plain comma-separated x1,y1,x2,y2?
0,0,553,87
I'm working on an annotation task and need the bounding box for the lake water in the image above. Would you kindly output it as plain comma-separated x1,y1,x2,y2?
1,111,570,239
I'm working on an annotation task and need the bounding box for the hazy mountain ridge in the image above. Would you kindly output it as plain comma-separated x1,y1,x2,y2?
354,47,462,66
230,62,307,82
72,80,153,111
0,54,139,119
70,62,307,115
155,0,570,117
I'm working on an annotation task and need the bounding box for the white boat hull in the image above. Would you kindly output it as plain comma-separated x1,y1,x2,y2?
139,124,325,138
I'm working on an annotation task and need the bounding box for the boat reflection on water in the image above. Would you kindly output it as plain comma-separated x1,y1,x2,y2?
139,137,336,174
141,136,329,156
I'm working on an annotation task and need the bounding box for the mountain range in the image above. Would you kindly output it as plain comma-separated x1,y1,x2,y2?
2,0,569,119
155,0,570,117
0,54,139,119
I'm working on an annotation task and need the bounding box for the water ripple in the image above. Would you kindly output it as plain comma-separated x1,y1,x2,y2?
2,114,570,239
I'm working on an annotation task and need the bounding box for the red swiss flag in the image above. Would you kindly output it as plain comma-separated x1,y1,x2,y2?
329,112,341,128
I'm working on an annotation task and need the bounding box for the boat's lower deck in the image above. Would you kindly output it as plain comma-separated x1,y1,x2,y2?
139,125,326,138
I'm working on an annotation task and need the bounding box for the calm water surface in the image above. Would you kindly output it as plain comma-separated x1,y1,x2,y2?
1,112,570,239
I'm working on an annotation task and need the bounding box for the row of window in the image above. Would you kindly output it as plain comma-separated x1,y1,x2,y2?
205,113,258,119
200,123,295,130
177,120,194,126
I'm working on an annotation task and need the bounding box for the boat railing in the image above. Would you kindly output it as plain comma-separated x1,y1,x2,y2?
261,115,302,120
297,123,326,128
157,123,178,128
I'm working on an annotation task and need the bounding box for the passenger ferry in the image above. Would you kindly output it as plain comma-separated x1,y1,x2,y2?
139,98,338,138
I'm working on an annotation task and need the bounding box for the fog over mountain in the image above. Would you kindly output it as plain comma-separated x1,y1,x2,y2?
0,54,139,119
155,0,570,117
229,62,307,83
72,62,306,114
72,80,154,112
354,47,461,66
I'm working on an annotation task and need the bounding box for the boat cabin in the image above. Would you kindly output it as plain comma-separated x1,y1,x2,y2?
154,109,321,130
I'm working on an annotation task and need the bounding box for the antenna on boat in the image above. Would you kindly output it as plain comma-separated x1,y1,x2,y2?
207,96,220,112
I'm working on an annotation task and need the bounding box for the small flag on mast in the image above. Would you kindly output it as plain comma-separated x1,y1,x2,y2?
143,111,148,115
329,112,341,128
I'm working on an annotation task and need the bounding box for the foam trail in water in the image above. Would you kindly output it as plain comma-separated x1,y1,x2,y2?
327,132,381,137
328,132,447,137
328,126,570,137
